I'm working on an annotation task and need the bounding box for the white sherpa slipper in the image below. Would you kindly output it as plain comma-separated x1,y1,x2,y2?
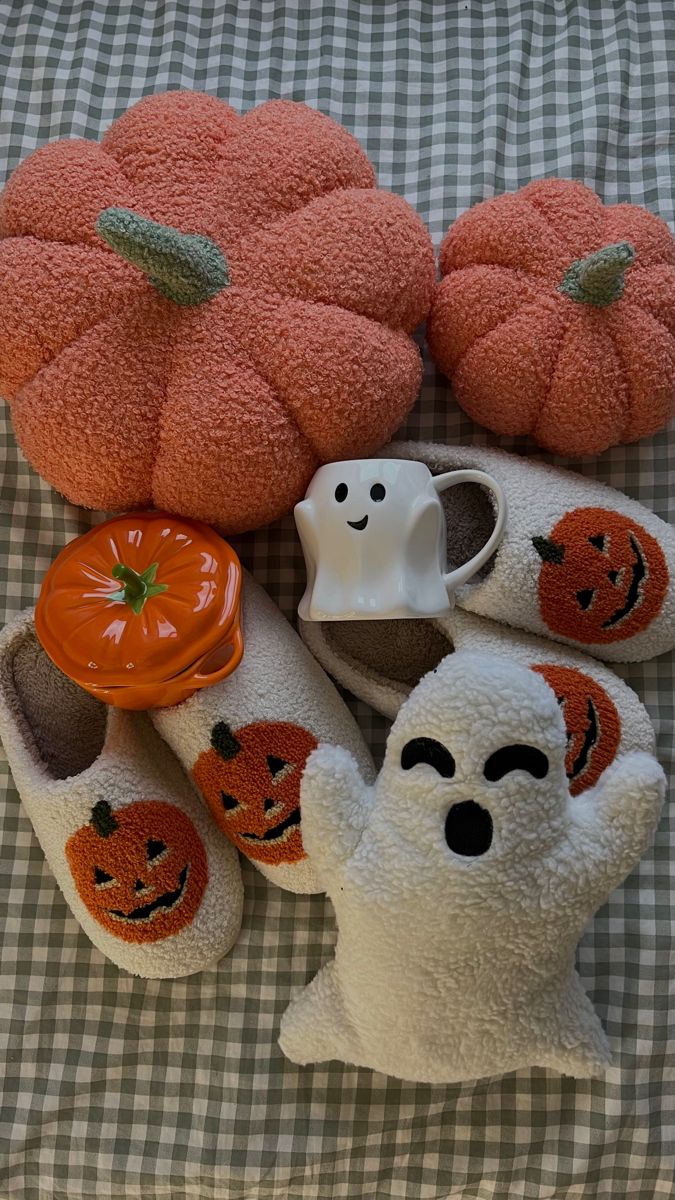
379,441,675,663
0,609,243,978
151,571,374,894
299,607,655,799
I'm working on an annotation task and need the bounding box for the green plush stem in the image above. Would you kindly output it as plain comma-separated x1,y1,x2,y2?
109,562,168,615
210,721,242,761
91,800,118,838
95,207,230,306
559,241,636,308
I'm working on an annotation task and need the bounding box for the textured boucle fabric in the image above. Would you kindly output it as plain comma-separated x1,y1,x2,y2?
300,604,657,802
0,609,243,978
0,90,435,532
380,441,675,662
151,571,374,894
427,178,675,456
279,652,665,1082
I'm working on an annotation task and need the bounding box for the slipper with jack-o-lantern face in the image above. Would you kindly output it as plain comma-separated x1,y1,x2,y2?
531,664,621,796
66,799,208,944
192,720,318,880
534,508,669,646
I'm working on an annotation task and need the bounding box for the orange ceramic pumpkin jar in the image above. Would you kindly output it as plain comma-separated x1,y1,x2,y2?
35,512,243,709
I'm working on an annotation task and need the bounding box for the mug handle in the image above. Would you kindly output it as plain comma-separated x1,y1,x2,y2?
431,469,508,596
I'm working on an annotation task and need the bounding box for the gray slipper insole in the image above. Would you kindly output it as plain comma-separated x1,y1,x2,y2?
441,481,497,579
321,479,497,692
10,629,107,780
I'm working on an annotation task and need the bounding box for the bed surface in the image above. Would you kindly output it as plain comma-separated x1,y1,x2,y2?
1,3,673,1197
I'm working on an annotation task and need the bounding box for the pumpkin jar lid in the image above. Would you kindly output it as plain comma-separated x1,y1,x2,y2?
35,512,242,689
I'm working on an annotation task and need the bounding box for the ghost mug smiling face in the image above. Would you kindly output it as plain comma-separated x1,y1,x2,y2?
295,459,507,620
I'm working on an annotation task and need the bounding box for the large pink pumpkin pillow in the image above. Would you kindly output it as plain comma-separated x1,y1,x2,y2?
0,91,434,532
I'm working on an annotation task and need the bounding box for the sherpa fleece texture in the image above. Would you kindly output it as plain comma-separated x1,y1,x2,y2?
427,178,675,456
151,571,374,894
0,90,435,533
279,652,665,1083
378,440,675,662
299,605,656,805
0,609,243,978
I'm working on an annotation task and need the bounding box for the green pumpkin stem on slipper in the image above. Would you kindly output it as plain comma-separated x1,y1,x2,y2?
559,241,636,308
95,207,230,306
210,721,242,761
532,536,565,564
90,800,119,838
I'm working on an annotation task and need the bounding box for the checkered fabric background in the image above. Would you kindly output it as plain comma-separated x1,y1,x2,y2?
1,2,674,1197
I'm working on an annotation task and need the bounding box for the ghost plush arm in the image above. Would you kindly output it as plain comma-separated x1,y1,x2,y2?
300,744,372,881
561,752,665,902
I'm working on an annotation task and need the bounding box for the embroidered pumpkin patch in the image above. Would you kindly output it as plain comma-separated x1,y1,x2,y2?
531,665,621,795
533,507,668,644
66,799,208,943
192,721,318,866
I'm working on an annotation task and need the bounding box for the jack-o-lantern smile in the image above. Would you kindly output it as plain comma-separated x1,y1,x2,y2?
106,863,189,924
533,507,668,644
531,665,621,795
192,720,319,866
66,799,208,943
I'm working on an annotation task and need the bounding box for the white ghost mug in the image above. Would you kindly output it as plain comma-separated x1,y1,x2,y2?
295,458,508,621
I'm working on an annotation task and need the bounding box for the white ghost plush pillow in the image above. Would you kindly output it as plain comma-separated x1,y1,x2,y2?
279,651,665,1084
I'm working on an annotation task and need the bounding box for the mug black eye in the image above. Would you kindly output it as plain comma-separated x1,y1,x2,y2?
370,483,386,502
401,737,455,778
483,744,549,782
335,483,348,502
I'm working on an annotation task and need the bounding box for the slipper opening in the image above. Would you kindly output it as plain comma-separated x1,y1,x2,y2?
324,619,452,691
439,480,498,584
9,627,107,780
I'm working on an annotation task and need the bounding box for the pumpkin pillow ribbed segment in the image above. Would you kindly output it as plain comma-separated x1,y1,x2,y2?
0,91,435,532
427,178,675,456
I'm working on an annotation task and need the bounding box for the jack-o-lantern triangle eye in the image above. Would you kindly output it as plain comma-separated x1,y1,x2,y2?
267,754,290,778
589,534,607,551
147,838,167,861
94,866,115,887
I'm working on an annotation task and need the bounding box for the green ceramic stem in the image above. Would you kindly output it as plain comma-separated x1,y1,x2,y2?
559,241,636,308
110,562,168,615
95,207,230,306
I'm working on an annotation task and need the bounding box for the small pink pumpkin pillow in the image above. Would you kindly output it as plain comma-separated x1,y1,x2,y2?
0,90,434,532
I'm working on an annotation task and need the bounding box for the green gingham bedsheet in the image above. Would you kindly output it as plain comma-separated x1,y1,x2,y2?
1,3,674,1197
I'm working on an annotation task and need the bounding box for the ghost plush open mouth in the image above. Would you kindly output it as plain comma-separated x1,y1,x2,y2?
347,515,369,530
444,800,493,857
238,807,301,845
108,862,190,923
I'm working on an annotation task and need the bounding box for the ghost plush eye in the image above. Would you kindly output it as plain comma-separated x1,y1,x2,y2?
335,483,348,502
483,744,549,782
401,737,455,778
370,483,386,502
